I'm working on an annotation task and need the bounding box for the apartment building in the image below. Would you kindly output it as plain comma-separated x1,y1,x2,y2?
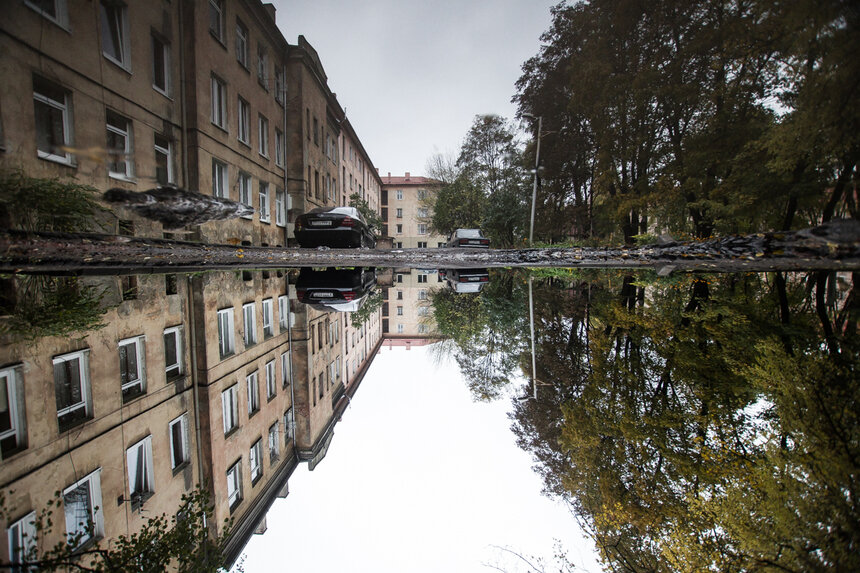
384,270,439,336
0,0,382,568
380,172,444,249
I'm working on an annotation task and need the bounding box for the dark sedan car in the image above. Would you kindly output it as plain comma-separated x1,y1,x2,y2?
296,267,377,312
446,228,490,248
442,268,490,293
295,206,376,248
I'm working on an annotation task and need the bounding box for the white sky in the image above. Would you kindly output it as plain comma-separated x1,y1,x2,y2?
237,345,600,572
271,0,557,176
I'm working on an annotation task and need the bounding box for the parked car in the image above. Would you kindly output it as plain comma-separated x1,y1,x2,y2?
296,267,377,312
446,228,490,248
295,206,376,248
441,268,490,293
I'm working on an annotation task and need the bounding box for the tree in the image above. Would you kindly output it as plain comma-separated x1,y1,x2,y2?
429,175,485,238
348,192,383,236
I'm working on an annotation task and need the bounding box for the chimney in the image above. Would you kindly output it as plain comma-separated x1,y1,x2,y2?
263,3,276,21
405,172,410,179
387,172,391,178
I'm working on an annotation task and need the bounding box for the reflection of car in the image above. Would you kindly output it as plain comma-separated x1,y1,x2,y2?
446,228,489,248
295,206,376,248
441,268,490,293
296,267,377,312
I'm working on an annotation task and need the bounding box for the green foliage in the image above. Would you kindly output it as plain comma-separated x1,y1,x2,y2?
0,276,111,341
0,169,109,233
0,488,231,572
430,176,485,238
348,192,383,236
348,289,384,329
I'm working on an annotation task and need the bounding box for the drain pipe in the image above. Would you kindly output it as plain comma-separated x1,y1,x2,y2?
178,0,190,191
280,64,297,453
186,275,205,490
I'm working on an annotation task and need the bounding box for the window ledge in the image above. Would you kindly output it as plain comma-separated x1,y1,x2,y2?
248,409,259,420
38,152,77,168
251,474,262,486
209,30,227,48
224,426,240,440
109,173,137,184
266,393,276,403
103,54,132,75
171,461,190,476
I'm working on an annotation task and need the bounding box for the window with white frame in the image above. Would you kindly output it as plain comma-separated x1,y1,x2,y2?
152,34,170,96
7,510,36,569
126,435,154,501
284,408,293,442
418,289,427,300
243,302,256,346
278,295,288,331
396,208,403,218
63,469,103,549
396,224,402,234
418,224,427,235
396,306,403,316
418,306,430,316
209,0,224,42
33,76,73,164
418,324,428,334
100,1,130,70
237,171,252,215
275,129,284,166
169,413,189,469
226,460,242,510
418,207,429,218
417,273,428,283
154,134,173,185
396,190,403,200
210,75,226,129
106,110,134,178
265,360,276,399
258,114,269,157
212,158,228,199
235,19,248,68
268,422,279,463
119,335,146,402
397,324,404,334
275,188,285,227
257,44,268,89
258,182,270,223
280,351,290,388
250,439,262,483
246,371,259,415
53,350,91,431
163,326,183,380
237,97,250,145
221,385,239,435
217,307,235,358
262,298,273,338
25,0,69,28
0,366,25,458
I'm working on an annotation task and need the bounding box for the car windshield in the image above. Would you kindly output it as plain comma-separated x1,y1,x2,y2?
457,229,482,238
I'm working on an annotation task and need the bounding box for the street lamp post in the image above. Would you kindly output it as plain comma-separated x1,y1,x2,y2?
523,114,542,247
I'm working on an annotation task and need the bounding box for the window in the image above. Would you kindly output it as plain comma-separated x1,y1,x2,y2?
438,241,446,248
226,460,242,510
100,1,129,70
312,116,319,146
396,224,402,234
258,182,270,223
395,241,403,248
106,110,134,178
265,360,276,399
277,295,289,331
211,75,226,129
275,68,285,104
0,366,25,458
217,307,235,358
268,422,279,463
418,273,428,283
418,289,427,300
169,413,189,469
284,408,293,442
396,208,403,218
238,172,252,213
63,470,103,549
418,224,427,235
221,384,238,434
209,0,224,42
418,324,429,334
396,190,403,200
418,306,429,316
397,290,403,299
397,306,403,316
417,242,427,249
212,158,228,199
262,298,273,338
275,129,284,166
7,511,36,571
235,19,248,68
418,208,429,219
247,371,259,415
126,435,154,500
257,44,269,89
397,324,404,334
237,97,250,145
152,34,170,95
53,350,91,431
25,0,69,28
154,134,173,185
280,351,290,388
33,76,73,164
249,439,262,483
119,335,146,401
163,326,183,380
275,188,286,227
243,302,257,346
258,114,269,157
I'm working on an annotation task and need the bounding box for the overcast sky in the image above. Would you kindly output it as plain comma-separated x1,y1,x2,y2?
272,0,557,177
237,345,600,572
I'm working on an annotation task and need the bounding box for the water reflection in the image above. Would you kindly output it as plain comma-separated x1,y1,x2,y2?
1,267,857,571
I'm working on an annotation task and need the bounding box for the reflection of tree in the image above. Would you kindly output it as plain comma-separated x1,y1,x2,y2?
512,271,860,571
430,273,528,401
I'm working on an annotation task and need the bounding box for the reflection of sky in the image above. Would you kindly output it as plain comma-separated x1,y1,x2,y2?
237,345,600,572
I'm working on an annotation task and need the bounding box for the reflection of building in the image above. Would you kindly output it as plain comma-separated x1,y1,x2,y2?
0,0,381,568
383,270,441,335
